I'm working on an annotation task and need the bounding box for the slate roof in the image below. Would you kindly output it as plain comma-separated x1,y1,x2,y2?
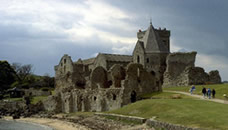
141,24,169,53
75,58,96,65
98,53,132,62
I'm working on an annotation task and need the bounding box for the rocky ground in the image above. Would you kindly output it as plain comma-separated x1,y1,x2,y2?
32,113,153,130
2,113,153,130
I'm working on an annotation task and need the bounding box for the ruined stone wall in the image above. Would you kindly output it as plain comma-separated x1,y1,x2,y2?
106,61,130,71
94,55,107,70
24,89,51,97
163,52,197,87
209,70,222,84
55,54,74,78
46,62,158,113
133,41,145,66
186,67,209,85
163,52,222,87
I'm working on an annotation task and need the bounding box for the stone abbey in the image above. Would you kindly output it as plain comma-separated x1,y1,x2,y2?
43,23,221,113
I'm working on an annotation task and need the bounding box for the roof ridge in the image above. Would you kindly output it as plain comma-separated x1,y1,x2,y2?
99,53,132,56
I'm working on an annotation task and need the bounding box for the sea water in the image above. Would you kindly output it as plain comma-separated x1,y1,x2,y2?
0,120,53,130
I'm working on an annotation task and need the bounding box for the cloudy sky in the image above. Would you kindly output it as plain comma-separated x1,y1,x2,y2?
1,0,228,81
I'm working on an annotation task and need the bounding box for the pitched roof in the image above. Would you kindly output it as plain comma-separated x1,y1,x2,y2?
142,24,169,53
98,53,132,62
75,58,96,65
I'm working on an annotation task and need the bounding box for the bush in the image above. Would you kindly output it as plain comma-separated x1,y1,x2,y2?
41,87,49,91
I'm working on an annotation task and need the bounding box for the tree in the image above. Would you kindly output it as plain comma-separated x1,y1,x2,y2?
43,73,55,88
12,63,33,82
0,61,16,91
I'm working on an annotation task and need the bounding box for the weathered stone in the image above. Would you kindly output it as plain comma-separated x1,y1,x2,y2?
187,67,209,85
209,70,221,84
91,66,108,88
48,22,222,114
110,64,126,88
43,93,62,113
163,52,197,87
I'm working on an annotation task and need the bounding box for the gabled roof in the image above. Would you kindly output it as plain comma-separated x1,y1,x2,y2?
97,53,132,62
142,24,169,53
74,58,96,65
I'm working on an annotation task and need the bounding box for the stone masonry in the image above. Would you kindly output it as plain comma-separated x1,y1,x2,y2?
44,22,221,113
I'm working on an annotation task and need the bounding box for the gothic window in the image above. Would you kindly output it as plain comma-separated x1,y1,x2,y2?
113,94,116,100
137,55,140,63
147,58,149,63
64,59,66,64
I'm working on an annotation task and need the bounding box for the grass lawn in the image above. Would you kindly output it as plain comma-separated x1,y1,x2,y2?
5,97,23,102
163,84,228,100
31,96,48,104
108,92,228,130
140,91,196,99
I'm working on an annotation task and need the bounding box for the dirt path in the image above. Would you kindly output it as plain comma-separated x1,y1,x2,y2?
164,90,228,104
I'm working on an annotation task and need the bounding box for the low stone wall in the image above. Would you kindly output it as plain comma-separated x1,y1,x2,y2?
96,113,199,130
24,89,51,96
95,113,146,123
0,101,26,110
146,118,199,130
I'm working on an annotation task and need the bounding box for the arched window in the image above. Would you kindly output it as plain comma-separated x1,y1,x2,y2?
137,55,140,63
146,58,149,63
113,94,116,100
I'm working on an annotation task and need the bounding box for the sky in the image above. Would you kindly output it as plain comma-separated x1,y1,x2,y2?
1,0,228,81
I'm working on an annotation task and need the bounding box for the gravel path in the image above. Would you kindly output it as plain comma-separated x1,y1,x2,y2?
164,90,228,104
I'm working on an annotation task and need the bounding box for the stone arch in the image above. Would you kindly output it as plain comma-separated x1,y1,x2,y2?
126,63,143,80
110,64,126,88
91,66,109,88
130,91,137,103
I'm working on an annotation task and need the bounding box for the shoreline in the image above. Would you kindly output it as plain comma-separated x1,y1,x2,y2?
2,116,89,130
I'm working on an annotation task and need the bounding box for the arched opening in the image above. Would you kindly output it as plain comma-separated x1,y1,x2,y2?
146,58,149,63
113,94,116,100
130,91,137,103
94,96,97,101
107,80,113,87
137,55,140,63
151,71,156,76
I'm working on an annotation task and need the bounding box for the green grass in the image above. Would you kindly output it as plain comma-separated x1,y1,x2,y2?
164,84,228,100
5,97,23,102
140,92,195,99
67,112,94,117
31,96,48,104
107,92,228,130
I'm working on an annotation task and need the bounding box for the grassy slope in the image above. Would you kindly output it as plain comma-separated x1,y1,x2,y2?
164,84,228,100
31,96,48,104
108,92,228,130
